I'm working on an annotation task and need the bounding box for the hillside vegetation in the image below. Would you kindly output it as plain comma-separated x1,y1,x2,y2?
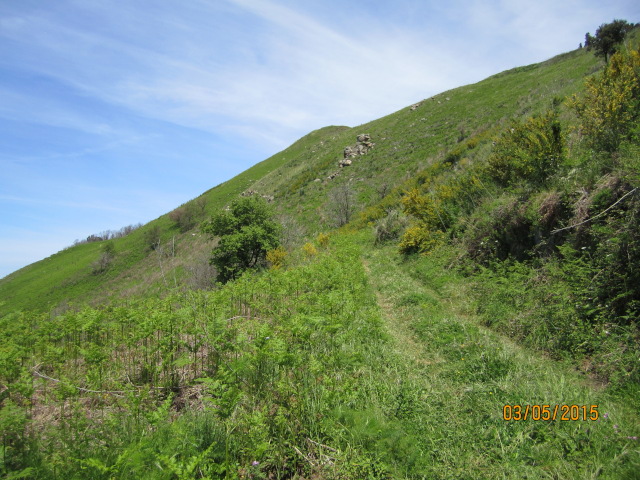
1,27,640,479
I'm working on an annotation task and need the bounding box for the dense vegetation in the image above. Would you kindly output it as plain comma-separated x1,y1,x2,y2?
1,23,639,479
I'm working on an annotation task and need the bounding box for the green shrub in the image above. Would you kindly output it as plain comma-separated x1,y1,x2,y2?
569,47,640,152
487,111,565,186
201,196,281,283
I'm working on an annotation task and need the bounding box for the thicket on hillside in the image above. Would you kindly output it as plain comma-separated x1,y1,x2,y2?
486,110,565,186
398,46,640,389
91,241,116,275
169,197,208,232
398,165,483,254
570,47,640,152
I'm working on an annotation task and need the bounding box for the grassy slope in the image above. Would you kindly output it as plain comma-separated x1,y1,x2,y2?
4,230,637,478
0,47,600,316
3,34,640,478
0,126,350,314
361,236,639,478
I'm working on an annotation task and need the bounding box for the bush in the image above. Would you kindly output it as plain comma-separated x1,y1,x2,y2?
266,246,287,270
316,232,330,247
398,224,445,254
569,47,640,152
169,206,193,232
486,111,565,186
91,241,116,274
302,242,318,257
201,196,281,283
373,210,409,245
143,225,162,251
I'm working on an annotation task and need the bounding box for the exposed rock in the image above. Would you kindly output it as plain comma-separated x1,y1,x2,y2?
344,146,356,158
327,172,339,180
410,102,422,111
240,190,274,202
338,134,375,167
314,178,321,182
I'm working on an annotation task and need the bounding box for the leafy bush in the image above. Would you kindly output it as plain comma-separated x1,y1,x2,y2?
201,196,281,283
302,242,318,257
143,225,162,251
169,204,197,232
569,47,640,152
265,245,287,270
486,111,565,186
398,224,445,254
316,232,330,247
91,241,116,274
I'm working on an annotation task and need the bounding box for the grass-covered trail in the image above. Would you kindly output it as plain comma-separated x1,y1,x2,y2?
361,242,640,479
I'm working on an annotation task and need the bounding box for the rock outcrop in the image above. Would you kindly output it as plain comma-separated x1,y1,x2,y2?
339,134,374,167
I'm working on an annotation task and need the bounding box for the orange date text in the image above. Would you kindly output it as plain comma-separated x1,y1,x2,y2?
502,404,599,421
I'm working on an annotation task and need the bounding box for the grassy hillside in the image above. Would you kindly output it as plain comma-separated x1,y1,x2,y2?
2,31,640,479
0,126,350,314
0,47,600,316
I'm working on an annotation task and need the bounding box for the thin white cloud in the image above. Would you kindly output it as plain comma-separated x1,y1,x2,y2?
0,194,129,213
1,0,638,280
1,0,471,149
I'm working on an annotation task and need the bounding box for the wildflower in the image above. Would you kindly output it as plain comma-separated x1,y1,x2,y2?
252,461,260,466
603,412,609,419
627,436,638,440
614,424,619,430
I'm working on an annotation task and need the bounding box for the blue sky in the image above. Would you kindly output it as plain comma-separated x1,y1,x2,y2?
1,0,638,279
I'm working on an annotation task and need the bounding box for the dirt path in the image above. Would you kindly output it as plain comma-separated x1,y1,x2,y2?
362,257,443,368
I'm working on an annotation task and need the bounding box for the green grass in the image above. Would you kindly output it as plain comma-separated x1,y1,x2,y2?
4,231,637,478
361,239,640,478
3,36,640,479
0,47,602,316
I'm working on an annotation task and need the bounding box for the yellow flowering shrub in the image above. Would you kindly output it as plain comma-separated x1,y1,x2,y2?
486,111,564,186
266,246,287,270
302,242,318,257
316,232,330,247
569,48,640,152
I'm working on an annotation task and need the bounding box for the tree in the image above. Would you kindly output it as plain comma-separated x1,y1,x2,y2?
586,19,636,62
201,196,281,283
